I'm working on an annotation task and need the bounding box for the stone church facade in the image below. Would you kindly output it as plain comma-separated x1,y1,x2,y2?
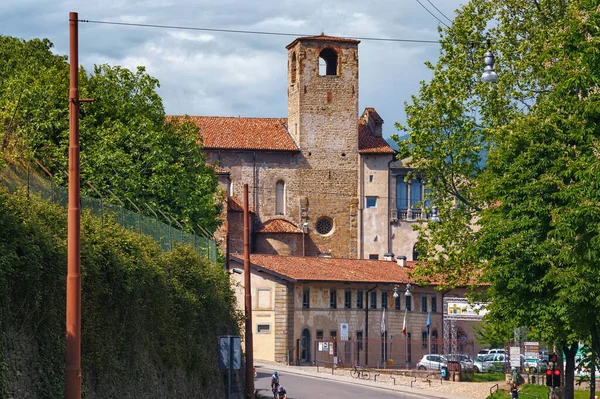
171,33,430,262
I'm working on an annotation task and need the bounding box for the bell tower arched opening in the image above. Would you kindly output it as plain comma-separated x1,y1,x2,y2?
319,47,338,76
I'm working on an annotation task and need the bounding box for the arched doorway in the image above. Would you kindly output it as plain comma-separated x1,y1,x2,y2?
301,328,311,363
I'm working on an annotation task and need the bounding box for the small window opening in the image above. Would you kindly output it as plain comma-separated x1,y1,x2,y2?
319,48,338,76
276,180,285,215
291,52,297,84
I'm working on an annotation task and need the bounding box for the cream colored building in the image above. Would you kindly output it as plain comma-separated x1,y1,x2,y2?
231,254,484,366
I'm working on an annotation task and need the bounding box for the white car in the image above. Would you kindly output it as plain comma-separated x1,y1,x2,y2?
417,354,447,370
473,353,506,373
445,354,474,370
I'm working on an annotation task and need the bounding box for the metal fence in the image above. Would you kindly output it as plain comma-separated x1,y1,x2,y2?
311,336,477,370
0,162,217,262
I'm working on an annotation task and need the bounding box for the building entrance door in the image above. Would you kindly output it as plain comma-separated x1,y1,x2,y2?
301,328,311,363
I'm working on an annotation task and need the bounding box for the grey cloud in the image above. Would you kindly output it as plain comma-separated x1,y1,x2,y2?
2,0,465,135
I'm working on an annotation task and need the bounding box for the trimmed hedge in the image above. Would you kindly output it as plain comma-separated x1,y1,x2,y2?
0,187,240,398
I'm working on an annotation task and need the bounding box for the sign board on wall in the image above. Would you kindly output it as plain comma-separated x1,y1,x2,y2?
329,343,334,355
318,342,324,352
510,346,521,368
323,342,329,352
340,323,349,341
446,301,489,319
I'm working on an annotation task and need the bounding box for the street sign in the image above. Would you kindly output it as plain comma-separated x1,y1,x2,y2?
524,342,540,359
340,323,349,341
510,346,521,368
218,336,241,370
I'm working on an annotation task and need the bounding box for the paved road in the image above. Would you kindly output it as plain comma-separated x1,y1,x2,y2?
255,366,425,399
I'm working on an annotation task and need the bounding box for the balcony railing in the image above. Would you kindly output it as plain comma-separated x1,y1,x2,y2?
393,208,430,222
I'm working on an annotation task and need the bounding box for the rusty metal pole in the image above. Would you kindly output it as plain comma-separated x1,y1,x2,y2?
66,11,82,399
244,184,254,397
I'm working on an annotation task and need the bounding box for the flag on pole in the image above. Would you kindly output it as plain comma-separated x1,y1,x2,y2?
380,307,386,334
426,311,431,336
402,308,407,335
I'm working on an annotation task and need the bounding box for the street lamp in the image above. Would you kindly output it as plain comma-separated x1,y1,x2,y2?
430,206,440,223
396,284,413,369
481,40,499,83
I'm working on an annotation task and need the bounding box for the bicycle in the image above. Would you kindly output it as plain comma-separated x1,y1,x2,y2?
350,365,370,380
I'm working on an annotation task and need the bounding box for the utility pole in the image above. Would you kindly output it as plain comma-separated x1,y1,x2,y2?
66,12,81,399
66,13,92,399
244,184,254,397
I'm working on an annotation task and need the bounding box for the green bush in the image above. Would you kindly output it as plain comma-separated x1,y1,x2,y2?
0,187,241,398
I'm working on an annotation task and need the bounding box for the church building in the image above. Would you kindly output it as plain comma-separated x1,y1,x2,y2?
172,33,428,262
168,35,472,366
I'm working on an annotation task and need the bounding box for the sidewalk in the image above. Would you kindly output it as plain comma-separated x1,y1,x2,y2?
255,361,497,399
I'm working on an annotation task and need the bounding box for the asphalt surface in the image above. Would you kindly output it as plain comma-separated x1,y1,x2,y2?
255,366,426,399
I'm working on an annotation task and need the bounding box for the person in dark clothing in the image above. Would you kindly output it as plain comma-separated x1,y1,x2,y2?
276,385,287,399
510,382,519,399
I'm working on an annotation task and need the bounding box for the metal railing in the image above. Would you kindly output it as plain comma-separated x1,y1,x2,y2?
0,162,217,261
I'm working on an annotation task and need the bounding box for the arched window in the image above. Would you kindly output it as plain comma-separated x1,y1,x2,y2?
276,180,285,215
319,48,338,76
291,52,297,84
413,243,420,261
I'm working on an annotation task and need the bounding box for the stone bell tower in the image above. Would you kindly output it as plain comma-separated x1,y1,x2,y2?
285,34,360,258
286,34,360,156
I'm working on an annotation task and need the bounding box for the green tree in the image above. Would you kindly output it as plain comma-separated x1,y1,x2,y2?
0,36,222,233
394,1,600,398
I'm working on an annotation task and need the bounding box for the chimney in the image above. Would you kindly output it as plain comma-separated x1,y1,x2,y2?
383,253,394,261
396,255,407,268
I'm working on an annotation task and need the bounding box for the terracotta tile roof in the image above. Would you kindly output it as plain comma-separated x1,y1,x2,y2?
256,219,303,234
228,197,254,213
168,115,299,152
358,121,395,154
231,254,431,284
286,33,360,49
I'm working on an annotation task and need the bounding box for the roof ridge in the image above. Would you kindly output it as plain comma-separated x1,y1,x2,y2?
168,115,287,120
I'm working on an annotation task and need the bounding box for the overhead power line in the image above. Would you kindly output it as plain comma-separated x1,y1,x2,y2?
79,19,441,44
425,0,454,24
413,0,450,28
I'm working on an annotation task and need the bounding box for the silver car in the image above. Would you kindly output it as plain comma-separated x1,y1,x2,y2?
473,353,506,373
417,354,447,370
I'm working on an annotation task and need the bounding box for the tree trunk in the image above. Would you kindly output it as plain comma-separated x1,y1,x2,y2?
562,342,578,399
590,325,600,399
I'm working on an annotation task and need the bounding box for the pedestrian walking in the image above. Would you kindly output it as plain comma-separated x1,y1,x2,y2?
510,382,519,399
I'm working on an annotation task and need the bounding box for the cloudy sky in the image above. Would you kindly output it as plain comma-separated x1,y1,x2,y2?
0,0,465,139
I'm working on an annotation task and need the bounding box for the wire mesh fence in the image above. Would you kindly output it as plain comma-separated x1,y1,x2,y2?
0,162,217,262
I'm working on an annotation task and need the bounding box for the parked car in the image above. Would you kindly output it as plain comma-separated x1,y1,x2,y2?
445,354,474,370
524,357,548,373
473,353,506,373
476,348,506,360
417,354,447,370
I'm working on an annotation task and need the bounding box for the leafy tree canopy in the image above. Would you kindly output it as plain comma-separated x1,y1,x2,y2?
0,36,221,233
394,1,600,397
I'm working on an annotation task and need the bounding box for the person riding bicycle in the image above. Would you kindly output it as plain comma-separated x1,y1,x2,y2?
275,385,287,399
271,371,280,394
